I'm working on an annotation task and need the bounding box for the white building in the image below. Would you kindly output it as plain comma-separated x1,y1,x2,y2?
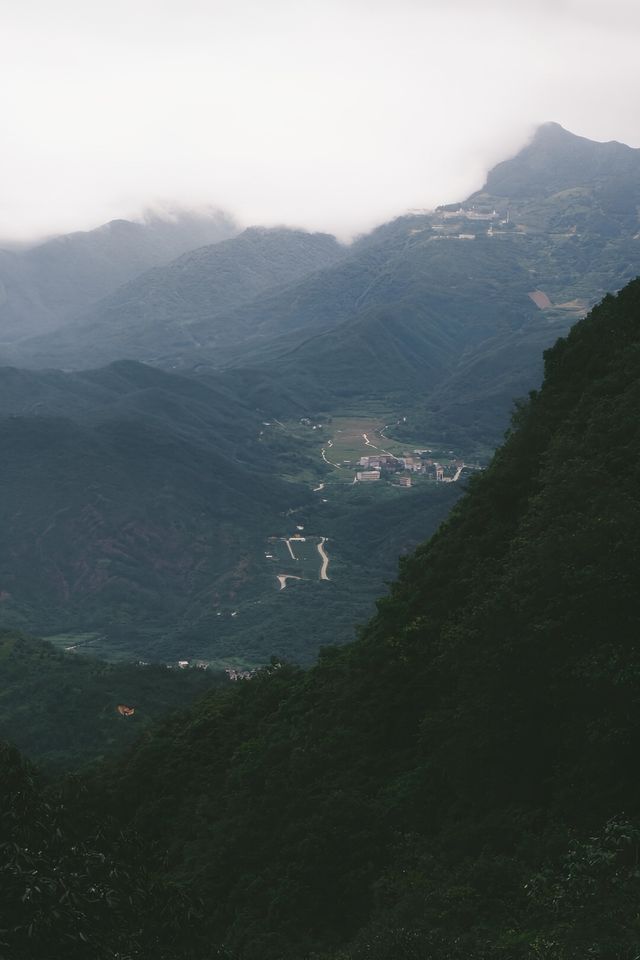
356,470,381,482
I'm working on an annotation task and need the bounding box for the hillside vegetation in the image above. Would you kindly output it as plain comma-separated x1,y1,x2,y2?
0,361,313,658
0,630,223,770
7,277,632,959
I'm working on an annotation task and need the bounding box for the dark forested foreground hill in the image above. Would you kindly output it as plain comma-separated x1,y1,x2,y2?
4,279,637,958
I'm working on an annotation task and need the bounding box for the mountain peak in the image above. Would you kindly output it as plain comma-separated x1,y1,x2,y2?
529,120,578,142
479,122,640,200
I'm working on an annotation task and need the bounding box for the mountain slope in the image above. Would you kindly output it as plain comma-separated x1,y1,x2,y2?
204,125,640,442
12,227,346,369
0,358,263,450
0,361,312,657
0,208,238,342
220,231,539,408
481,120,640,202
6,126,640,454
0,630,223,770
0,359,462,666
92,278,640,959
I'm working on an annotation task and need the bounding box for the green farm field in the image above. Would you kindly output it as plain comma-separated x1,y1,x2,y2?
316,416,471,478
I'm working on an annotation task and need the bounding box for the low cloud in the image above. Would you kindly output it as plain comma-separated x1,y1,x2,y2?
0,0,638,242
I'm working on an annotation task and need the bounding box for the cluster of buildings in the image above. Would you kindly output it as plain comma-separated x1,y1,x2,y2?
436,206,502,222
174,659,210,670
429,206,511,241
356,452,464,484
226,668,254,681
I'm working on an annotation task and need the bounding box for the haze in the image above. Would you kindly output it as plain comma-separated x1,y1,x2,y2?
2,0,640,242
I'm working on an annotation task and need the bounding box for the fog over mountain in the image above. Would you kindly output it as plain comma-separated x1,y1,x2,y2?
2,0,640,241
3,4,640,954
0,208,238,340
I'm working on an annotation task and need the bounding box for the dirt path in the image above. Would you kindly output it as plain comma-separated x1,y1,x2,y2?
277,574,302,590
313,482,325,492
317,537,330,581
321,448,342,469
284,539,297,560
442,464,465,483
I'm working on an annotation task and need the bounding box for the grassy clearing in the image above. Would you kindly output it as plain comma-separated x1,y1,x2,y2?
325,417,467,471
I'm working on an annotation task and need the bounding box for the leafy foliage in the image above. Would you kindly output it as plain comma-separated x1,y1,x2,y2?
70,279,640,957
0,630,224,770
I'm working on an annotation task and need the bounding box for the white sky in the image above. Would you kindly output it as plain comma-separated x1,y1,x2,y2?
1,0,640,242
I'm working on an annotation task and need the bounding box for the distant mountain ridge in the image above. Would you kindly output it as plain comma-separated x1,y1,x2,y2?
0,208,238,342
6,227,346,369
6,124,639,447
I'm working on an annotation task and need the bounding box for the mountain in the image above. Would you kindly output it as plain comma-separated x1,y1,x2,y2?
0,357,265,444
0,361,314,659
480,120,640,202
75,277,640,959
239,123,640,444
12,124,636,449
0,360,459,665
215,227,541,413
9,227,346,369
0,208,238,342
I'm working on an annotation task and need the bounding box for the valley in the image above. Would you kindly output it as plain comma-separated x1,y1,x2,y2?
2,112,640,960
37,276,640,960
0,123,639,673
2,0,640,949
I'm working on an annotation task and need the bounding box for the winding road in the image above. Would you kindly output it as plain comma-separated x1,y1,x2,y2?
321,448,342,468
317,537,330,581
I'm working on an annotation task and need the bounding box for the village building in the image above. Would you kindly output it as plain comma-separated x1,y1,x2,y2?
356,470,381,482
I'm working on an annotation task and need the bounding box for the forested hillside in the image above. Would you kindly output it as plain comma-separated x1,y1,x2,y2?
0,359,461,664
0,630,223,769
224,124,640,446
5,277,632,959
8,227,346,369
0,361,313,658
